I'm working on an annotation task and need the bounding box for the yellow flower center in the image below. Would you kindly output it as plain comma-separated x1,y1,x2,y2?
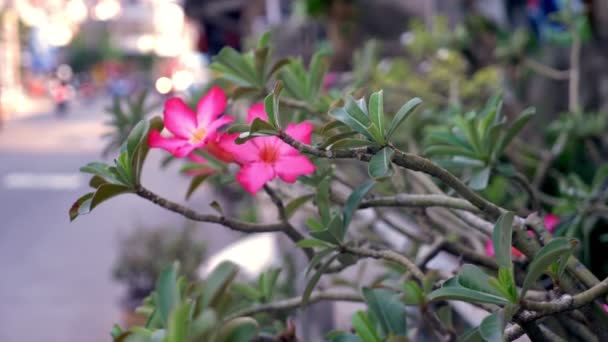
189,127,207,144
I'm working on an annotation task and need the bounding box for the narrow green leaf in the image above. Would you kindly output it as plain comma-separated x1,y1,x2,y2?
232,283,263,301
330,333,363,342
257,31,271,48
492,212,514,268
402,281,424,305
459,327,484,342
329,138,374,149
80,162,121,184
479,313,504,342
303,253,339,305
266,58,291,79
428,279,509,306
387,97,422,139
305,247,336,277
469,167,491,190
213,47,258,86
319,131,359,148
200,261,238,309
167,302,191,342
285,194,314,218
216,317,259,342
264,93,278,128
368,148,394,180
69,192,94,221
209,200,224,215
521,237,575,296
309,50,329,97
496,108,535,155
351,311,382,342
361,288,407,337
261,268,281,301
185,174,210,200
368,90,385,139
155,264,180,325
124,119,150,158
250,117,277,134
297,238,334,249
316,176,331,224
458,264,505,298
90,184,131,210
343,180,375,233
330,97,374,140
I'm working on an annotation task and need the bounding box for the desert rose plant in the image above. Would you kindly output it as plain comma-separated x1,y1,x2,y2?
70,26,608,342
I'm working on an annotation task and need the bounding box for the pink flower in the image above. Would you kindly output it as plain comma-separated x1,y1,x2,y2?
206,133,239,163
148,86,234,157
223,103,316,194
485,214,560,258
544,213,560,233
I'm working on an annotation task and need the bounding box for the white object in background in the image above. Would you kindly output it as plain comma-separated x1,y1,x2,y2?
200,233,280,279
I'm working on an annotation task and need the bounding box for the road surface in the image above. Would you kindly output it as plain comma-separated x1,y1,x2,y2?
0,99,240,341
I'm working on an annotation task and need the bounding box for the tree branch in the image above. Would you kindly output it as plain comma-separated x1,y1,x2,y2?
359,194,480,213
342,245,425,282
225,289,362,321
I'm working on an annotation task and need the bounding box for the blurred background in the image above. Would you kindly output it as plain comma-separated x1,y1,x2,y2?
1,0,608,341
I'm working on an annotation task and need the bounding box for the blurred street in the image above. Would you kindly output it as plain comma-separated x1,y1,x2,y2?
0,98,237,341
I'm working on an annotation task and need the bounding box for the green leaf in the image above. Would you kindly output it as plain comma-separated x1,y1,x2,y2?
190,309,217,338
368,148,394,180
216,317,259,342
260,268,281,301
351,311,382,342
167,302,191,342
309,50,329,97
521,237,575,296
209,201,224,215
124,119,150,158
297,238,334,249
368,90,385,139
69,192,94,221
361,288,407,337
302,253,339,305
329,333,363,342
250,118,277,134
285,194,314,218
154,264,180,325
319,131,360,149
80,162,121,184
305,247,336,277
428,279,509,306
90,183,131,210
213,47,259,86
459,327,484,342
185,174,210,200
387,97,422,139
402,281,425,305
458,264,505,298
232,283,263,301
492,212,514,268
496,107,535,155
469,167,491,190
330,97,374,140
263,84,281,128
329,138,374,149
132,116,163,183
316,176,331,224
479,313,504,342
200,261,239,309
257,31,271,48
343,180,375,232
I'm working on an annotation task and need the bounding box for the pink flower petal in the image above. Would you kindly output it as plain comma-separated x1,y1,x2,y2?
285,122,314,144
148,130,195,157
163,98,197,138
274,155,316,183
247,103,268,124
236,162,276,194
196,86,227,127
280,122,314,155
204,115,234,142
206,133,239,163
544,213,560,233
222,138,261,164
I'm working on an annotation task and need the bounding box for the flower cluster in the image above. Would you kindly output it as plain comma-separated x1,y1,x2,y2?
148,87,315,194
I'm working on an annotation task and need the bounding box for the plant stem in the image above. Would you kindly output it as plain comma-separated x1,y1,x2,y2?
342,245,425,282
359,194,480,213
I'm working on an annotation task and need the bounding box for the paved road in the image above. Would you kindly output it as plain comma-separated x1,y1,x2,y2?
0,100,239,341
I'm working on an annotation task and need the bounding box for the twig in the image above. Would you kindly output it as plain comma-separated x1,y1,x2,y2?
523,58,570,80
225,289,362,321
263,185,313,259
342,245,425,282
521,276,608,316
359,194,480,213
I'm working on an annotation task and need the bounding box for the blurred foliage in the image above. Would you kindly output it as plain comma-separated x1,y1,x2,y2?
113,224,206,307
